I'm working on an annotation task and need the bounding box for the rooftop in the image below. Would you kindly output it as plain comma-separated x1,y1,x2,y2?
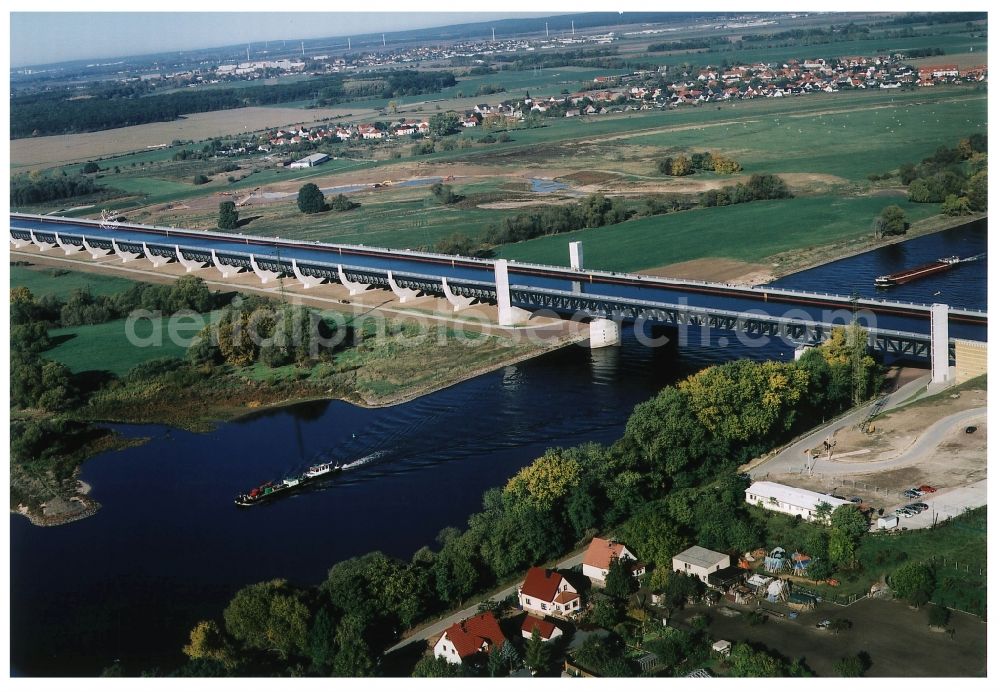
673,545,729,569
746,481,854,512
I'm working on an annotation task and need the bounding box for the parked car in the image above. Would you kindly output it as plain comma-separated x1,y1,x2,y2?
965,426,977,434
816,619,832,629
906,488,925,496
918,485,937,493
895,508,914,517
904,504,924,513
910,502,929,511
902,490,921,499
849,496,863,504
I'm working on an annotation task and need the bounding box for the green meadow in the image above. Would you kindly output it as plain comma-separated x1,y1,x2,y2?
497,196,942,271
44,317,197,377
10,265,138,300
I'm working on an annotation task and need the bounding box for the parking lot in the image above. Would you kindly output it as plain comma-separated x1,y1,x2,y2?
881,479,986,530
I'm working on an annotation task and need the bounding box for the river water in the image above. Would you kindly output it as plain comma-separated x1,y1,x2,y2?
9,222,986,676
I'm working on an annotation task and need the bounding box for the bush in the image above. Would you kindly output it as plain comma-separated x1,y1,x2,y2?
193,174,210,185
297,183,327,213
82,161,100,174
927,604,950,628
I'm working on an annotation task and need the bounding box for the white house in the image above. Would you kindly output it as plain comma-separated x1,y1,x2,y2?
745,481,853,522
582,537,645,586
518,567,581,619
433,611,506,665
672,546,730,584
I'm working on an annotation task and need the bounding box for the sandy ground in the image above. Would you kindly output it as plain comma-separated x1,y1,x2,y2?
762,380,987,510
10,106,360,171
641,258,776,285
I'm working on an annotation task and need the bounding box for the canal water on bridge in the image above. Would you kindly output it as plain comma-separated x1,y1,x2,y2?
10,224,987,675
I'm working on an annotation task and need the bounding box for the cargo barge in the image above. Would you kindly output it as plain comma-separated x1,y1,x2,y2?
874,255,960,288
234,461,340,507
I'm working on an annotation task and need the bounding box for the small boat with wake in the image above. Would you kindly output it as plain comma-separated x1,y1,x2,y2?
234,461,341,507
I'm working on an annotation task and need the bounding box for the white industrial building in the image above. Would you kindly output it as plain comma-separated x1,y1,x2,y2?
289,153,330,169
745,481,853,522
672,546,730,584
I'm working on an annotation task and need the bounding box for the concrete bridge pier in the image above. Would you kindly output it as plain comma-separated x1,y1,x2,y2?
249,254,282,284
387,271,420,303
175,245,207,272
495,259,531,326
589,318,622,349
112,239,142,263
142,243,172,268
931,302,952,384
212,249,242,278
569,240,584,293
291,259,326,289
337,265,370,296
55,233,82,255
441,277,476,312
30,231,55,252
10,232,31,249
83,237,113,259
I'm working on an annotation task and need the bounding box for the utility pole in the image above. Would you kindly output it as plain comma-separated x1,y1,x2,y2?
545,22,549,38
383,34,386,48
301,41,304,57
246,44,250,62
492,27,496,42
348,37,351,50
850,292,865,407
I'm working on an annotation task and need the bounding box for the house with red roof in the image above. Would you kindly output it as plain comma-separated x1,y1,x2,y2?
582,537,645,586
518,567,581,619
432,611,506,665
520,614,563,642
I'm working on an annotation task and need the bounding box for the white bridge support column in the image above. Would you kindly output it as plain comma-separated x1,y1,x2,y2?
83,237,113,259
30,231,55,252
337,265,370,296
387,271,420,303
249,254,281,284
142,243,172,268
589,318,622,349
112,239,142,263
175,245,207,272
10,232,31,249
569,241,584,270
495,259,531,326
55,233,82,255
931,302,952,384
442,277,475,312
212,249,242,278
291,259,325,289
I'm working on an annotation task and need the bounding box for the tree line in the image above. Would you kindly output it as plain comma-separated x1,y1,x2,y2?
164,325,883,677
900,135,987,216
10,173,114,206
482,193,632,246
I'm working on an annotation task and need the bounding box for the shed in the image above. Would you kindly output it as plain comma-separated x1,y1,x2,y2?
877,515,899,530
764,547,789,573
707,566,747,590
712,640,732,657
766,579,789,602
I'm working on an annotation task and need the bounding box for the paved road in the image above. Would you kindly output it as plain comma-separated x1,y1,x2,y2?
749,373,932,480
385,547,588,654
808,406,985,476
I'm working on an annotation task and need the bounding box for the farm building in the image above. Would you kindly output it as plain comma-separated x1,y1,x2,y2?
672,546,730,583
289,153,330,169
745,481,853,522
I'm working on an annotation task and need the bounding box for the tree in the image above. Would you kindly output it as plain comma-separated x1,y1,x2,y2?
82,161,100,174
729,642,786,677
524,629,551,674
834,652,869,677
222,579,310,659
827,527,857,569
928,604,951,628
430,182,459,204
806,557,833,582
941,194,972,216
330,194,357,211
331,613,375,676
297,183,327,213
873,204,908,238
193,174,210,185
670,155,693,176
307,607,338,672
182,620,237,670
604,556,637,600
814,501,833,523
831,504,869,542
504,450,581,508
429,112,460,137
217,201,239,229
891,561,936,606
412,655,464,677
